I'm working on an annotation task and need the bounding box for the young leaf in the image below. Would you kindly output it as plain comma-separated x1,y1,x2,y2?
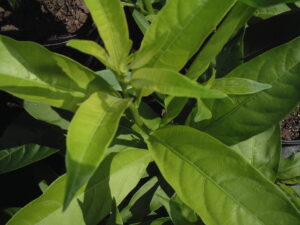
64,92,131,209
0,144,58,174
0,35,87,111
7,149,151,225
67,40,111,68
278,152,300,184
196,37,300,145
132,9,150,34
132,68,227,99
238,0,300,8
84,0,132,72
232,125,281,181
194,99,212,123
139,0,236,71
24,100,70,130
148,126,300,225
96,70,122,92
210,77,272,95
187,2,255,80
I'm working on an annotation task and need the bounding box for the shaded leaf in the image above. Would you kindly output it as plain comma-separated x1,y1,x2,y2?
121,177,159,223
24,100,70,130
0,144,58,174
7,149,150,225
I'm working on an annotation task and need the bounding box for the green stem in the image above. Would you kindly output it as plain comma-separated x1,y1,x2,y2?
121,2,136,7
129,104,150,138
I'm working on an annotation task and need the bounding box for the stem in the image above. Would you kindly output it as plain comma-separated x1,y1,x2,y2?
119,77,150,138
121,2,136,7
129,104,150,138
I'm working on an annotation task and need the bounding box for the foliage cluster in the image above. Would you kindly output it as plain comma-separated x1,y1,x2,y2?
1,0,300,224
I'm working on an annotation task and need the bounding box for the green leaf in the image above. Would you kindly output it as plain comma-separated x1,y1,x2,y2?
7,149,151,225
0,144,58,174
53,54,114,95
84,0,132,72
139,0,236,71
96,70,122,92
161,97,189,126
216,29,246,77
132,68,227,99
106,199,124,225
64,92,131,209
132,9,150,34
194,99,212,123
278,152,300,184
0,35,89,111
129,36,168,70
196,37,300,145
67,40,111,68
187,2,255,80
148,126,300,225
121,177,159,223
159,194,203,225
24,100,70,130
277,182,300,210
254,4,291,19
232,125,281,181
211,77,272,95
150,218,171,225
238,0,300,8
139,102,161,130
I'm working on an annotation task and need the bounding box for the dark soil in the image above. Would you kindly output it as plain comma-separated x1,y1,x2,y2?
0,0,89,43
281,105,300,140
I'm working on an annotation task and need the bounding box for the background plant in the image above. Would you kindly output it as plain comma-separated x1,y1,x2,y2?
0,0,300,224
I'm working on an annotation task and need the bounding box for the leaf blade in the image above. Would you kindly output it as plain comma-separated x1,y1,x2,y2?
0,144,58,174
7,149,151,225
148,126,300,225
64,92,131,209
197,37,300,145
132,68,227,99
140,0,236,71
84,0,132,71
